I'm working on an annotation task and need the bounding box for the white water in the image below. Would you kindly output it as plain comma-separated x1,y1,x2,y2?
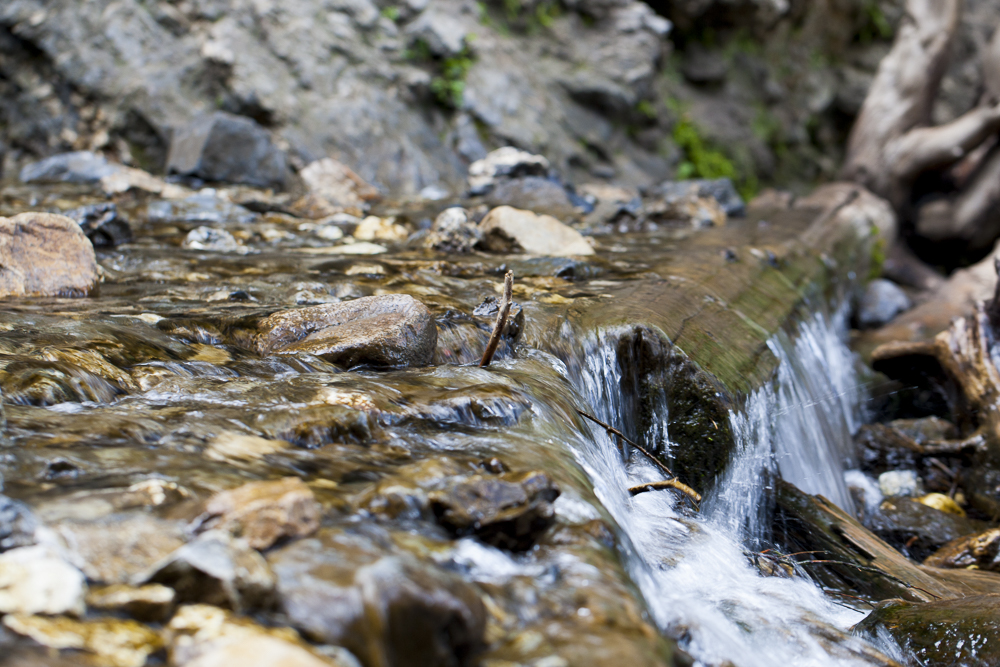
567,312,897,666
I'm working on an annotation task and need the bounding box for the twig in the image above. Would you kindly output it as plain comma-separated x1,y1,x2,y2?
575,409,674,478
629,479,702,507
796,559,942,600
480,271,513,368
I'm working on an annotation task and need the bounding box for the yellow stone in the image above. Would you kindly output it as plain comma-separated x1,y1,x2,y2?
917,492,966,517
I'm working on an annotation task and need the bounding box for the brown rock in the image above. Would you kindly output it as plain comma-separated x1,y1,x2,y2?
924,527,1000,570
195,477,320,551
479,206,594,256
2,614,163,667
256,294,438,368
87,583,176,622
0,212,100,297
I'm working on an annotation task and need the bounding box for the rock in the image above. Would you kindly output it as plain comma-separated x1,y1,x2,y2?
854,424,921,474
98,165,190,198
299,158,381,215
147,191,257,225
878,470,920,498
193,477,320,551
857,279,911,329
472,295,524,342
868,497,985,562
183,227,248,254
0,545,87,616
467,147,550,195
479,206,595,256
917,493,965,517
404,8,469,57
353,216,409,243
0,212,100,298
204,431,291,463
924,528,1000,571
256,294,438,368
0,494,38,552
167,112,289,189
423,207,482,253
269,528,486,667
428,470,560,551
166,604,350,667
138,530,276,612
1,614,163,667
87,583,177,622
484,177,578,220
854,596,1000,666
680,45,729,84
19,150,119,184
651,179,746,218
65,202,133,247
643,193,727,229
55,513,186,584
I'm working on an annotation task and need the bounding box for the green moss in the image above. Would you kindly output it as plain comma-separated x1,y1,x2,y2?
868,235,887,281
430,49,475,109
380,5,400,21
636,100,657,120
672,116,737,181
857,1,893,44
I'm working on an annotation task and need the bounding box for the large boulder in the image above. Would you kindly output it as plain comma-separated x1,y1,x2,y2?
479,206,595,256
167,112,289,189
256,295,438,368
0,212,100,298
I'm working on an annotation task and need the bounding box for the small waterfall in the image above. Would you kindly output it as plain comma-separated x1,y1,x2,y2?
562,310,894,666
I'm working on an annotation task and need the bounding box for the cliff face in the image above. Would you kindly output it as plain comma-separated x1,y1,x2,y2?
0,0,996,197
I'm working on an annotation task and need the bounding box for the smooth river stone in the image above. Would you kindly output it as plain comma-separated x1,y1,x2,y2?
0,212,100,297
479,205,594,256
256,294,437,368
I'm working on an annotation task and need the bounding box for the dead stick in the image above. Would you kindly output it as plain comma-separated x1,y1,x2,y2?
480,271,513,368
576,409,675,478
628,479,702,508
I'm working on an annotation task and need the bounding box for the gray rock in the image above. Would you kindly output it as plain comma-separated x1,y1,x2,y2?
147,191,257,225
0,495,37,552
0,212,100,298
167,112,289,189
269,528,486,667
0,545,87,616
484,177,578,220
138,530,276,612
479,206,595,256
183,226,248,254
858,279,912,329
256,294,438,368
681,45,729,84
65,202,133,247
653,179,746,217
404,9,469,57
424,207,481,253
19,151,120,184
467,147,550,195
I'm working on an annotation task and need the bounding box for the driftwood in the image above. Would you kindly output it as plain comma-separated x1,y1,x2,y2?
841,0,1000,249
480,271,513,367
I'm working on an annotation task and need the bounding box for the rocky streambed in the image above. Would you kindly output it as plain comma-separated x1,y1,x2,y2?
2,149,1000,667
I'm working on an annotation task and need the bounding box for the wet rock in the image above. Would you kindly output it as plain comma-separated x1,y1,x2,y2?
256,294,438,368
924,528,1000,571
854,596,1000,666
147,191,257,225
484,177,578,221
857,279,911,329
473,295,524,342
479,206,594,256
269,528,486,667
917,492,965,517
183,226,248,254
193,477,320,551
37,480,190,523
138,530,276,612
869,497,985,562
298,158,381,216
0,495,37,552
652,178,745,218
429,470,560,551
258,404,373,449
353,215,409,243
878,470,920,498
166,604,350,667
643,193,727,229
1,614,163,667
468,147,550,195
0,212,100,298
55,513,186,584
87,583,176,622
204,431,291,463
19,150,119,184
65,202,133,247
854,423,921,474
424,207,482,253
0,545,87,616
167,112,289,189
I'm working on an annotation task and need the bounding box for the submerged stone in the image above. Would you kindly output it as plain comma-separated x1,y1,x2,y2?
256,295,438,368
194,477,320,551
0,212,100,297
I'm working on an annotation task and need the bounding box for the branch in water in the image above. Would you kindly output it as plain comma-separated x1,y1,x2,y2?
628,479,702,508
480,270,513,368
575,409,675,478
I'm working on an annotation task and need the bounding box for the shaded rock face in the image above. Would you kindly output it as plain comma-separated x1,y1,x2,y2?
484,176,578,221
429,471,560,551
256,295,438,368
925,528,1000,571
270,527,486,667
64,202,133,247
479,206,595,256
0,495,37,552
0,212,100,297
167,112,289,189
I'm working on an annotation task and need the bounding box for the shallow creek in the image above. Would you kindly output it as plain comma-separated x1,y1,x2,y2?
0,183,903,666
